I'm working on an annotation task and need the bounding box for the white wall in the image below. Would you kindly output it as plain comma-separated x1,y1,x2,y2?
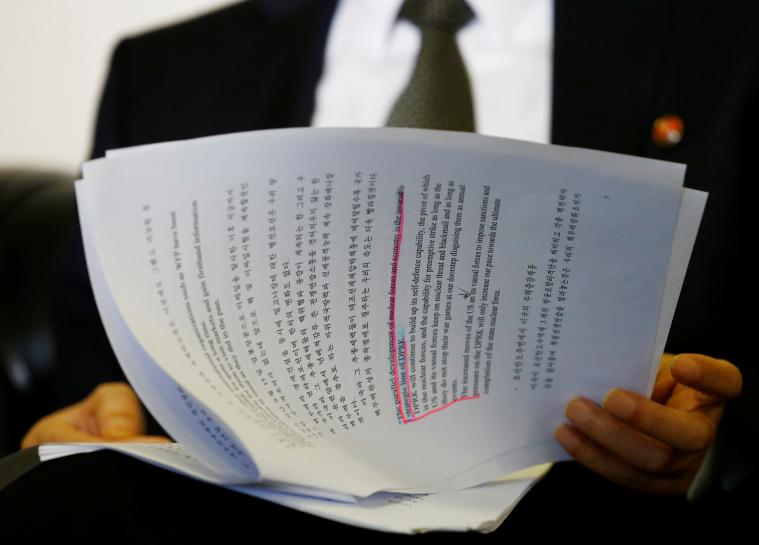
0,0,240,174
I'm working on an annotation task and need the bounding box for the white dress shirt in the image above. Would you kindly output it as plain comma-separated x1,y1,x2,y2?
311,0,553,144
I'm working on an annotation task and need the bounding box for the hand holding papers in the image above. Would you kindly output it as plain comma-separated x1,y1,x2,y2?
68,127,705,532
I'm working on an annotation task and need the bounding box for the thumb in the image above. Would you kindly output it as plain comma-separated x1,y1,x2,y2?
88,383,145,439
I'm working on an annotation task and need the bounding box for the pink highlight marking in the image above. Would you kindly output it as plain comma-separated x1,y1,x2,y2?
389,191,408,424
388,190,480,424
403,338,415,419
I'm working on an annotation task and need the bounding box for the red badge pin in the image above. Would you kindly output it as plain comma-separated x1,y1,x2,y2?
652,115,684,147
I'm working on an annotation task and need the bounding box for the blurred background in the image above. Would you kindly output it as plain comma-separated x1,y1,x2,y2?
0,0,239,174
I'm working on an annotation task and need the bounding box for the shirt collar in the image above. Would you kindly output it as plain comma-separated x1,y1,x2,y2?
333,0,518,60
382,0,489,37
382,0,539,49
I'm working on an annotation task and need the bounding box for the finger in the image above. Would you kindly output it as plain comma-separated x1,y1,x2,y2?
87,382,146,439
21,416,105,448
652,363,676,405
554,424,692,496
603,389,717,452
565,397,676,473
671,354,743,399
69,402,100,435
660,352,677,369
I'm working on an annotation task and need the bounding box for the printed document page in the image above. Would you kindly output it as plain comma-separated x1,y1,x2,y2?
76,128,692,497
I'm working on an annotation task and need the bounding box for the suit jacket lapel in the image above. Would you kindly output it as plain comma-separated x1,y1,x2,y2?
121,0,338,146
249,0,339,126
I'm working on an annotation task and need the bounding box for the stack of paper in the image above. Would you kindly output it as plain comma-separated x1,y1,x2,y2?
61,128,704,532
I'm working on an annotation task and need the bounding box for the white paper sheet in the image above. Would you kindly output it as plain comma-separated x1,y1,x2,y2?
38,443,549,533
75,128,693,498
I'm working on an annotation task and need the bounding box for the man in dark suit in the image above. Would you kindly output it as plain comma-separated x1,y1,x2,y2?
3,0,755,537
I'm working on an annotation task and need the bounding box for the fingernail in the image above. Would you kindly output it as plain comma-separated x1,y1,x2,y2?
554,424,580,451
672,356,700,381
565,397,592,425
603,389,636,420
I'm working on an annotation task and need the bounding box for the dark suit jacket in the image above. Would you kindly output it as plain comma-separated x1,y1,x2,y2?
52,0,757,499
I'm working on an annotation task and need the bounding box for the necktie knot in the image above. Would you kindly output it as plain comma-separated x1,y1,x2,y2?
386,0,477,132
397,0,475,33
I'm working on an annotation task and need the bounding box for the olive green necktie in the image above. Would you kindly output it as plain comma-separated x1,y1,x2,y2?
386,0,476,132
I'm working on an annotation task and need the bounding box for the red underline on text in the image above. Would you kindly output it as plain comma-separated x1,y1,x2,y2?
389,189,480,424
